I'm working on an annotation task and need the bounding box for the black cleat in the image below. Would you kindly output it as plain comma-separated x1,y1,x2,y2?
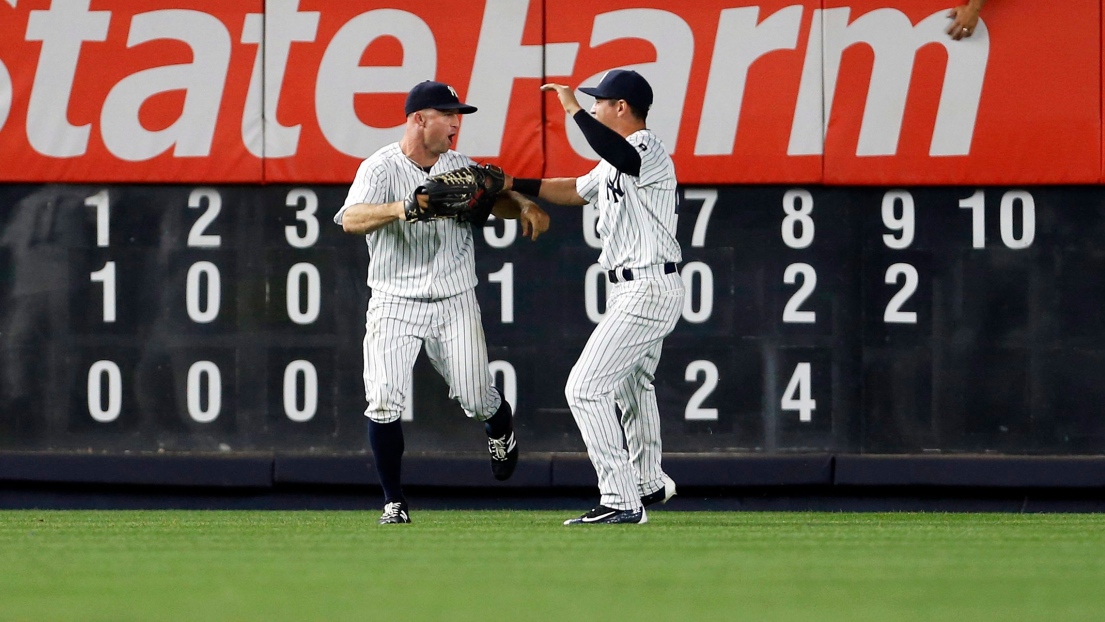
377,501,411,524
563,505,647,525
642,474,677,508
488,431,518,481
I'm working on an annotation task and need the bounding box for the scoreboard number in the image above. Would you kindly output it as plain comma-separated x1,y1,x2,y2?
87,360,122,423
286,262,321,325
283,360,318,422
781,362,815,422
488,263,514,323
884,263,918,324
782,263,816,324
483,215,518,248
187,189,222,248
186,261,221,323
186,360,221,423
90,260,117,323
782,189,814,249
284,189,320,248
959,189,1036,249
684,360,719,421
682,188,718,247
881,190,915,249
680,261,714,323
84,189,110,247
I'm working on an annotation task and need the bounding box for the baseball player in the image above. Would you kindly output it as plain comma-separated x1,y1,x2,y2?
505,70,683,525
334,80,550,525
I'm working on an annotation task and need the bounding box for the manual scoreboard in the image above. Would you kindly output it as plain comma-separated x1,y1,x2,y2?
1,184,1100,455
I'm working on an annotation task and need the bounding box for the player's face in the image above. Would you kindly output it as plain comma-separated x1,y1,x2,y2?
590,98,620,128
419,109,461,155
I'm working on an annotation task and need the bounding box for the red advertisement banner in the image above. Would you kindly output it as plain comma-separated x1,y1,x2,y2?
820,0,1100,185
0,0,1100,185
0,0,262,182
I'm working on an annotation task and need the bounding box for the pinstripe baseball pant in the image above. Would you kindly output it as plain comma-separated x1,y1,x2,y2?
362,289,501,424
565,271,685,510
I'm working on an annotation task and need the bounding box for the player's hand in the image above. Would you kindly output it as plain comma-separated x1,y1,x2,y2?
946,5,979,40
518,199,549,241
400,190,431,222
541,83,582,116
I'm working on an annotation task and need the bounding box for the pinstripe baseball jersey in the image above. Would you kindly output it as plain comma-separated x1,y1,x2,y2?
334,144,478,299
575,129,681,270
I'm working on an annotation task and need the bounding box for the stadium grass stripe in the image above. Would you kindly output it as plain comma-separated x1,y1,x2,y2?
2,510,1104,621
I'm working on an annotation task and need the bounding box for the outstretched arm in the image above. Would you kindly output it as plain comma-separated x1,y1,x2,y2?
504,175,587,207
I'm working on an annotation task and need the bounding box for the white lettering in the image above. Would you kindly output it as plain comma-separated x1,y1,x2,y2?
568,9,692,158
790,8,988,157
100,10,230,160
316,10,435,157
0,58,10,134
788,8,826,156
241,14,263,157
695,5,802,155
242,0,319,158
25,0,110,157
458,0,574,156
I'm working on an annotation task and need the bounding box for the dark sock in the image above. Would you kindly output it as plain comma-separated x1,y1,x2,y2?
483,391,513,438
368,419,405,503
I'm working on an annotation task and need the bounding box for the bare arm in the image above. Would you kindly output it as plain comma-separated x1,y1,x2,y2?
506,175,587,206
490,191,551,240
537,178,588,206
339,201,405,235
341,191,437,235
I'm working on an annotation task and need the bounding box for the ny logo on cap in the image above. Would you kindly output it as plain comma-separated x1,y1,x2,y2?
447,86,458,98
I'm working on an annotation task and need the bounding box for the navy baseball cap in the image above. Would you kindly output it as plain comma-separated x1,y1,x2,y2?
579,69,653,112
404,81,477,116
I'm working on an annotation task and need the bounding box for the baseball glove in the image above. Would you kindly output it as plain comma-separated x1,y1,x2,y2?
413,164,505,223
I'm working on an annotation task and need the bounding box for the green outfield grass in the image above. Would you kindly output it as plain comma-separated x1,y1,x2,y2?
2,510,1104,621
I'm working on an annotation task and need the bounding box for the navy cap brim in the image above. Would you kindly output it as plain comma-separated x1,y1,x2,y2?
577,86,609,99
434,103,478,114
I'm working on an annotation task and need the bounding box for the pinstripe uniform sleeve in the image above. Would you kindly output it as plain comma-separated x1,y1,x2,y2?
575,164,603,204
334,151,391,225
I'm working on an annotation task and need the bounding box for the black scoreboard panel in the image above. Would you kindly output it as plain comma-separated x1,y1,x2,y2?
2,183,1105,456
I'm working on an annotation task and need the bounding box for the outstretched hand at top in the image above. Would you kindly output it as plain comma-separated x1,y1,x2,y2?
541,84,582,116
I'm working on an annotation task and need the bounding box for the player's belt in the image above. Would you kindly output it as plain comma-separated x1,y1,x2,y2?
607,262,678,283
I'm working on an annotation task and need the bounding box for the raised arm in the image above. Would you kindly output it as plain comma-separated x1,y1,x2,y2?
947,0,987,39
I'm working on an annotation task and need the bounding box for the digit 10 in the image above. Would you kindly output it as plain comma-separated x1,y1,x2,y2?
959,190,1036,249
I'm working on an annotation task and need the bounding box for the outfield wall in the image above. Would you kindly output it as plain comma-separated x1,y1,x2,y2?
3,1,1105,490
3,184,1105,466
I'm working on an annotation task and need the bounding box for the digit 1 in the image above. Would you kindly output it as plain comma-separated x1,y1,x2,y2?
90,261,117,323
84,190,110,247
488,263,514,323
959,190,985,249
